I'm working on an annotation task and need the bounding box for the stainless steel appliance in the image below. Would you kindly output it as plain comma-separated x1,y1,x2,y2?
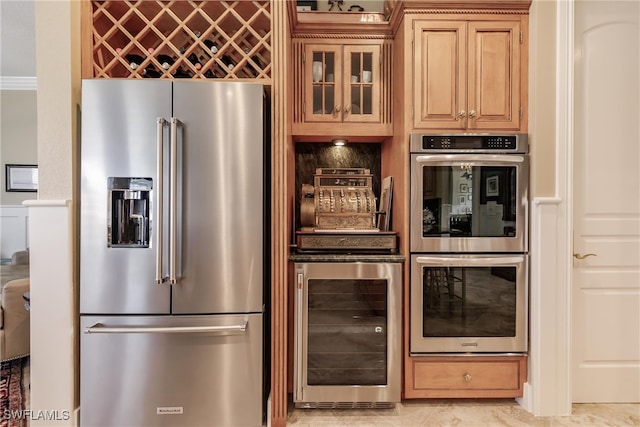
409,134,528,354
294,262,402,408
80,80,267,427
410,254,528,353
410,133,529,253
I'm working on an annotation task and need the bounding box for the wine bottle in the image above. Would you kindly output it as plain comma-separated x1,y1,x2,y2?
142,64,162,78
125,53,145,70
203,39,218,54
187,53,202,70
244,48,263,77
221,55,235,71
172,67,193,79
203,68,217,79
156,54,175,70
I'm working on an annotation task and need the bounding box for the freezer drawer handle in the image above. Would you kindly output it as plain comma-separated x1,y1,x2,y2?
84,321,248,335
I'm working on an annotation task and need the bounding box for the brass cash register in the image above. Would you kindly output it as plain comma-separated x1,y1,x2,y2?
296,168,397,253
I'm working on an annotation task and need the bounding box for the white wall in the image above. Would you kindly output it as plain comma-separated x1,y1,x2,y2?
0,205,29,259
0,90,38,206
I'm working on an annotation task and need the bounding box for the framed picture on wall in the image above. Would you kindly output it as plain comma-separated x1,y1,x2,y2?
5,164,38,192
296,1,317,11
486,175,499,197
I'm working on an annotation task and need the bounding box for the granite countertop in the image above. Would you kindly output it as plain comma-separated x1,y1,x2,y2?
289,252,405,263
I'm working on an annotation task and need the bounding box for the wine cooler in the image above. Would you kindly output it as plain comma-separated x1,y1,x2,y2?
294,262,401,408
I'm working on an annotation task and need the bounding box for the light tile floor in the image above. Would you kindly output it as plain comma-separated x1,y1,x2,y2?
287,400,640,426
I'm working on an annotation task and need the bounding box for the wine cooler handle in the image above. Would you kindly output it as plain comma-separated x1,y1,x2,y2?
295,272,304,401
169,118,180,285
415,255,525,266
156,118,166,284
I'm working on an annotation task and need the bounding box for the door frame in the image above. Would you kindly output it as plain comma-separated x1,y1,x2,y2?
525,0,575,417
554,0,574,415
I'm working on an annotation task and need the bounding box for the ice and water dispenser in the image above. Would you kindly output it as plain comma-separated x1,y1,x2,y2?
108,177,152,247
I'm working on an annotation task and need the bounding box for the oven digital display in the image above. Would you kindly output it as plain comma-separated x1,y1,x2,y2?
422,135,517,150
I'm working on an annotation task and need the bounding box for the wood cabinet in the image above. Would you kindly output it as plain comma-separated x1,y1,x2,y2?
292,39,393,137
412,16,527,132
406,355,527,398
81,0,271,81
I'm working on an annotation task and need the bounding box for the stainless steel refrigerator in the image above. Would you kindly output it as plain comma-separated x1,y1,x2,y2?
79,79,267,427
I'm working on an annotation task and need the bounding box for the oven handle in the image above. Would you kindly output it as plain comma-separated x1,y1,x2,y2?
415,255,525,266
415,154,526,164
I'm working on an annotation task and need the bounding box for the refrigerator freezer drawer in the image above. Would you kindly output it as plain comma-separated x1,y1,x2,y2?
80,314,263,427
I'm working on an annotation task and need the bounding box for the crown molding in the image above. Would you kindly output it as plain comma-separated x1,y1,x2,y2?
0,76,37,90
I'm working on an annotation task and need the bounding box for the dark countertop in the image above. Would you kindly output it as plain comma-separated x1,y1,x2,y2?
289,252,405,263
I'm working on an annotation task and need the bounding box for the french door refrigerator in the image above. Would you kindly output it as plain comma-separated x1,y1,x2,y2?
79,79,267,427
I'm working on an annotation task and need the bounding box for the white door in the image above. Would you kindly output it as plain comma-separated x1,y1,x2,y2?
572,0,640,402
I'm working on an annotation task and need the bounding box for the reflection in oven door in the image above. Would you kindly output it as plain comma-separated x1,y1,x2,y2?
410,254,528,354
410,154,529,253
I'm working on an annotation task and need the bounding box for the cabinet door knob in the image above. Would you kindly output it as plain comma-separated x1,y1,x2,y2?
334,105,341,113
463,372,472,382
457,110,466,119
469,109,477,118
345,104,351,113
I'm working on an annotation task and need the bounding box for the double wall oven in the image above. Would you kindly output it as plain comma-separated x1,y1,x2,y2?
410,133,529,354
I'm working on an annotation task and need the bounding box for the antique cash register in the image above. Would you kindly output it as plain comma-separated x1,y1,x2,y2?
296,168,397,253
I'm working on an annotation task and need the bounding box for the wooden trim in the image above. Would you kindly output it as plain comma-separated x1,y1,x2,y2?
80,0,94,78
519,14,529,132
402,0,532,12
292,33,392,40
405,8,530,15
270,1,289,425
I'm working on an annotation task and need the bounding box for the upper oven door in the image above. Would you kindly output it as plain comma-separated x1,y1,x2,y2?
410,153,528,253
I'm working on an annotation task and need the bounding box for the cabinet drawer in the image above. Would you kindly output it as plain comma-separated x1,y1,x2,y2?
408,356,526,398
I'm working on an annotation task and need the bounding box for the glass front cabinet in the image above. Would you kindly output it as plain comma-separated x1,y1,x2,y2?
292,40,392,137
304,44,380,123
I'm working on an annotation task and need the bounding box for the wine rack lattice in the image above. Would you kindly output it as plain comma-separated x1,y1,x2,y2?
89,0,272,80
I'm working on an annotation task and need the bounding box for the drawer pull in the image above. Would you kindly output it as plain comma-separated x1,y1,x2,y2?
463,372,472,382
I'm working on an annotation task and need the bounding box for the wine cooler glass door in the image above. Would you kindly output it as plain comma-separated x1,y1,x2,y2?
294,262,401,406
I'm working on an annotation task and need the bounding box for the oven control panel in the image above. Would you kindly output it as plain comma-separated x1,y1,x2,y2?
410,134,528,153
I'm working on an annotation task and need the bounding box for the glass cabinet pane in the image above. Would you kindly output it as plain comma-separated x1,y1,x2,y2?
348,52,374,117
311,51,335,116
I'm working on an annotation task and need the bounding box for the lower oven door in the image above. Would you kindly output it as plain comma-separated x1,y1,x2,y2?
410,254,528,354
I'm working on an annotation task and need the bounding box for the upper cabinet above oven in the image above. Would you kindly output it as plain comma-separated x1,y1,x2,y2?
410,15,529,132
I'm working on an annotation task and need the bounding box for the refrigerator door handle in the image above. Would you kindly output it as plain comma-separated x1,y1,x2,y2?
84,321,248,335
169,117,181,285
156,117,167,284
